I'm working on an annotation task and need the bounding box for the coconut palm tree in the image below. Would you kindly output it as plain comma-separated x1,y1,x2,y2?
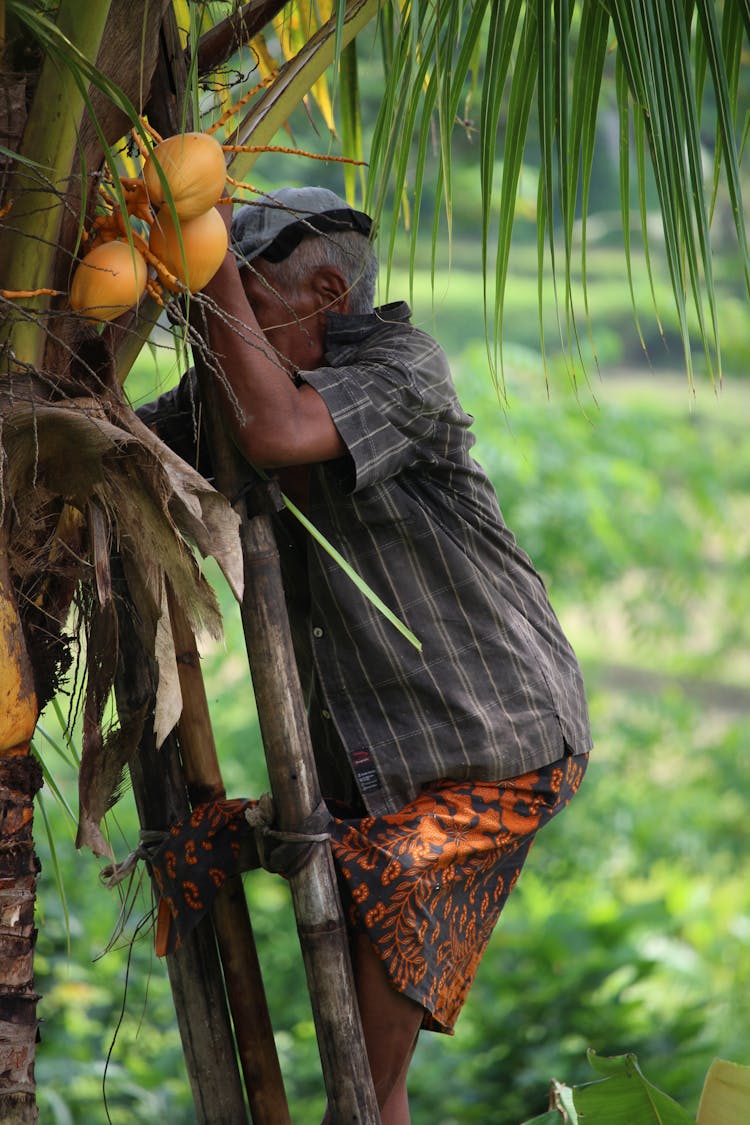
0,1,747,1120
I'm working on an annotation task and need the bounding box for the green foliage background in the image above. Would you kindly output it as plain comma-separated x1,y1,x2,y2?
32,248,750,1121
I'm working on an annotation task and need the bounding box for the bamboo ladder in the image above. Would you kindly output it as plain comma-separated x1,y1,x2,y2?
202,331,381,1123
119,338,382,1123
116,9,381,1116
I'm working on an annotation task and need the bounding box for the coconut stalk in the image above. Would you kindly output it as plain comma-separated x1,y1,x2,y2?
0,526,41,1125
190,327,380,1124
165,583,290,1125
0,0,112,370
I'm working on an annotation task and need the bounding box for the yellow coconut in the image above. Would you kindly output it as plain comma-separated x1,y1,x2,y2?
69,240,148,322
0,576,38,755
143,132,227,220
149,206,228,293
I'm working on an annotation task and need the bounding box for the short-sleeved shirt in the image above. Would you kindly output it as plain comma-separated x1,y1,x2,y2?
136,301,592,815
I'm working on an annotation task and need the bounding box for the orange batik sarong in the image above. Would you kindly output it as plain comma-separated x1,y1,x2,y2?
328,750,588,1033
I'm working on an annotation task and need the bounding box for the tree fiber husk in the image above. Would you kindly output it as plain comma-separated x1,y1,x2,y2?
1,394,242,857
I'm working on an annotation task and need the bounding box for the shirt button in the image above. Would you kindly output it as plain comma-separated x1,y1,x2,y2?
312,626,324,638
321,709,331,720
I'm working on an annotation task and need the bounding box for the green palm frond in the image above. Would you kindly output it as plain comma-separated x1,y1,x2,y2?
282,492,421,651
32,725,79,818
361,0,748,384
36,790,72,953
7,1,745,383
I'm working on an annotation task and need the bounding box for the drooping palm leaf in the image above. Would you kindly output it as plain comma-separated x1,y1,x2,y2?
4,0,749,383
338,40,365,200
616,46,653,361
566,2,610,367
697,0,750,284
610,1,720,385
478,0,525,385
362,0,748,382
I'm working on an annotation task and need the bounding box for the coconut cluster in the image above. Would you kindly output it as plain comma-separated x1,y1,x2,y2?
70,132,228,323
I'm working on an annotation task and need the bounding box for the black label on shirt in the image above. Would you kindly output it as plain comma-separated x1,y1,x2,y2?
350,747,381,793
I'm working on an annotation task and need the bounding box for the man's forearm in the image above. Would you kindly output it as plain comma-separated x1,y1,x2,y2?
196,241,345,469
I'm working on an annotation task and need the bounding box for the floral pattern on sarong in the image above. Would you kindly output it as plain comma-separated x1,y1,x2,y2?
329,752,588,1032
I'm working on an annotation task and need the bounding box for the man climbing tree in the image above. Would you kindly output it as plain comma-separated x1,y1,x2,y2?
1,1,746,1119
138,187,592,1122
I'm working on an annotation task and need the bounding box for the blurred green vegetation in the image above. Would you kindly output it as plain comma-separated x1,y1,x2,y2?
32,302,750,1121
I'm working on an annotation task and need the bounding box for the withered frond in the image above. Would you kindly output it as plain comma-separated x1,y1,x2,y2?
1,393,242,856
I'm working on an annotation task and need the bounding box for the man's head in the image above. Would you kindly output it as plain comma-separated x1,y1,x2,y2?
231,187,378,317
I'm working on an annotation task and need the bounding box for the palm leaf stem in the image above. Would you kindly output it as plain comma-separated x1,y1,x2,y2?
223,0,382,183
0,0,112,369
696,0,750,293
193,0,290,75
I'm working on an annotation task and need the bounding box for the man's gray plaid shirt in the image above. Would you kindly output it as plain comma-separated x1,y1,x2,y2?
137,301,593,816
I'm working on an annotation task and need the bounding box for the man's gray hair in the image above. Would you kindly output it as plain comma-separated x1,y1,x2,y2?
255,230,378,315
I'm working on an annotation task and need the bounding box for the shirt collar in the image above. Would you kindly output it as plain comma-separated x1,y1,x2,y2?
323,301,412,362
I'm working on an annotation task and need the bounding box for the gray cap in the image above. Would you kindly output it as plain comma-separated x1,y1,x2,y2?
231,186,373,267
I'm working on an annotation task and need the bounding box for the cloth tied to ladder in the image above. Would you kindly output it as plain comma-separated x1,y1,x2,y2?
102,796,332,956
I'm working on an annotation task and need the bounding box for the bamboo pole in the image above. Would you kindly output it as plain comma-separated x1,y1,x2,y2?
191,336,380,1124
166,584,290,1125
237,502,381,1124
136,12,291,1118
113,564,249,1124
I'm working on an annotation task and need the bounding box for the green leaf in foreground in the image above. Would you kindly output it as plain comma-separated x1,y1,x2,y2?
572,1050,696,1123
281,492,422,652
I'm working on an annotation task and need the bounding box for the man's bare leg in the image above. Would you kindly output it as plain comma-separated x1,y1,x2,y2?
322,932,424,1125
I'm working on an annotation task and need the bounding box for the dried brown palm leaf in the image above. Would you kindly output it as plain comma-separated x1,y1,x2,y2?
2,396,242,855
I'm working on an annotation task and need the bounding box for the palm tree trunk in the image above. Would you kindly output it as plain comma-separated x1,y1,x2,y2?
0,528,41,1124
0,754,42,1125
